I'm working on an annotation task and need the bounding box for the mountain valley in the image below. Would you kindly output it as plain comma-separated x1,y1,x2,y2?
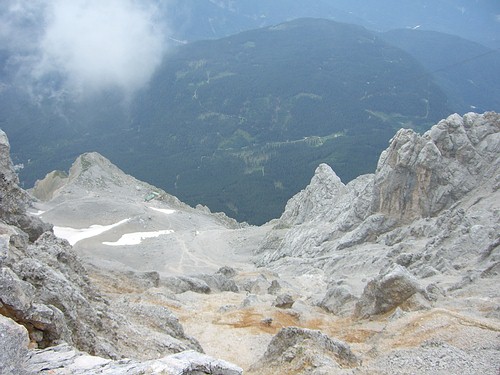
1,112,499,374
2,18,457,224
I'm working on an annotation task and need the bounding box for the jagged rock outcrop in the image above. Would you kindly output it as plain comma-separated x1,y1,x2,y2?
372,112,500,220
250,327,360,374
255,112,500,319
353,264,424,319
257,112,499,261
0,130,51,241
1,129,235,372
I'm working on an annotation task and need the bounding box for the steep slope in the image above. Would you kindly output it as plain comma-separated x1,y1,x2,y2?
166,0,500,49
381,29,500,113
251,111,500,373
0,130,243,374
2,112,499,374
2,18,451,225
257,111,499,299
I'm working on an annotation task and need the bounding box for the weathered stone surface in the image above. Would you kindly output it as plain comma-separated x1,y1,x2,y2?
161,275,211,294
318,284,357,316
26,345,243,375
162,271,240,294
267,279,281,295
239,273,272,295
354,264,423,319
279,164,348,226
0,130,51,241
0,315,29,375
251,326,360,374
372,112,500,220
0,130,207,361
273,293,295,309
216,265,237,278
194,273,239,293
256,112,500,269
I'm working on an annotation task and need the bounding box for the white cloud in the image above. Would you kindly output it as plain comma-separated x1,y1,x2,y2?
1,0,169,95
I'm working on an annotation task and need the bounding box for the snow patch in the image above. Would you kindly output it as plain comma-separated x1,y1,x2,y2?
149,207,176,215
54,219,129,246
29,210,45,216
103,230,174,246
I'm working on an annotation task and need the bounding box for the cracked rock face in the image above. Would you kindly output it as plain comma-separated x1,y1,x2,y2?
0,130,51,241
353,264,423,319
0,315,29,375
256,112,500,272
372,112,500,220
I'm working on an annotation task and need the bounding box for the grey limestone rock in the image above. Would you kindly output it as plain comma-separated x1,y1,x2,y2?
254,113,500,326
372,112,500,220
279,164,348,226
0,315,29,375
0,130,51,241
161,275,212,294
354,264,423,319
318,284,357,316
216,265,237,278
251,326,360,373
161,272,239,294
194,273,239,293
267,279,281,295
273,293,295,309
239,273,272,295
26,345,243,374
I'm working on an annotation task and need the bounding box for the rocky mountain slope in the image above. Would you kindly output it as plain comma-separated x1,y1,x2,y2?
0,130,243,374
166,0,500,49
1,112,499,374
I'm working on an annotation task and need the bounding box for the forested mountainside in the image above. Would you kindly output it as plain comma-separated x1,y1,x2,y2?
167,0,500,49
1,18,452,224
381,29,500,113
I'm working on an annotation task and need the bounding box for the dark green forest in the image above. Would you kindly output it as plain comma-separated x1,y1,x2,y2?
0,18,479,224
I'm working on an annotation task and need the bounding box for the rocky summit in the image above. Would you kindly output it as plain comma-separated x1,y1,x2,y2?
1,112,499,374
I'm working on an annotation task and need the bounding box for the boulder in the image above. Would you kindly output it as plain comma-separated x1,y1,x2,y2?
251,326,360,374
0,315,29,375
354,264,422,319
273,293,295,309
318,284,357,316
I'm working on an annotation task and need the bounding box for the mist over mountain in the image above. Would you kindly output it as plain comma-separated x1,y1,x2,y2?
381,29,500,113
0,1,499,223
1,18,453,224
1,2,499,373
166,0,500,48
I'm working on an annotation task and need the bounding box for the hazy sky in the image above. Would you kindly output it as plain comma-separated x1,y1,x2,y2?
1,0,168,95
